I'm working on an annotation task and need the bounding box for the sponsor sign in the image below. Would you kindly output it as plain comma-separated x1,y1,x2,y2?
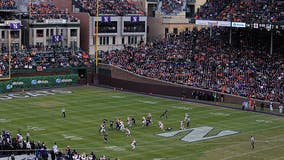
130,16,140,22
232,22,246,28
157,126,238,143
195,20,230,27
217,21,231,27
45,19,67,24
253,23,259,29
55,78,73,84
101,16,111,22
12,81,24,86
6,84,12,90
266,24,272,30
31,80,48,85
195,20,216,26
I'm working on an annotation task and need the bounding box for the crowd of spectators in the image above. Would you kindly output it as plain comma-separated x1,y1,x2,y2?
195,0,284,24
159,0,184,15
0,0,17,10
0,56,8,78
101,27,283,102
29,3,78,22
74,0,145,16
218,0,283,23
0,46,93,77
0,129,111,160
194,0,232,20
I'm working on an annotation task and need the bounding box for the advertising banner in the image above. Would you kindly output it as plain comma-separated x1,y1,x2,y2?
231,22,246,28
0,74,78,93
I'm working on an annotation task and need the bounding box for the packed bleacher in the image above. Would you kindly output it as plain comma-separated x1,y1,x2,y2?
0,46,93,77
195,0,284,24
194,0,232,20
0,130,102,160
0,0,17,10
159,0,184,15
0,57,8,78
29,3,78,22
74,0,145,16
218,0,282,23
101,27,284,102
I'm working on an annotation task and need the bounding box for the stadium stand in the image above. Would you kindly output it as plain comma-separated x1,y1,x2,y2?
73,0,145,16
0,129,99,160
0,56,8,77
217,0,283,23
29,2,78,22
101,27,284,103
159,0,185,15
194,0,233,20
10,47,92,70
0,0,17,10
195,0,284,24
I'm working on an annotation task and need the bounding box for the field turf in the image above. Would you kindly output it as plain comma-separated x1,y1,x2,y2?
0,86,284,160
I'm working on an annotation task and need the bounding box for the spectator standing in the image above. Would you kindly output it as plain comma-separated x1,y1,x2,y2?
279,104,283,114
269,102,273,112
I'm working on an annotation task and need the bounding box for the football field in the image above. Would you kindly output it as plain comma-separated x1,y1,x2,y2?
0,86,284,160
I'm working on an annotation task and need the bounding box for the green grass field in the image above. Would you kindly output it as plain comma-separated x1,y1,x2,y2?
0,86,284,160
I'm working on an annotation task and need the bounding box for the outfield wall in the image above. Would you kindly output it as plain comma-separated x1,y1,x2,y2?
98,64,280,108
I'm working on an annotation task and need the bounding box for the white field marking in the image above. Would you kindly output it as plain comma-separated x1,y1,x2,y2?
27,125,45,131
170,106,192,110
0,119,10,123
111,95,125,98
157,126,239,143
104,146,125,151
137,100,157,104
62,134,83,140
209,112,231,116
153,158,166,160
255,119,272,123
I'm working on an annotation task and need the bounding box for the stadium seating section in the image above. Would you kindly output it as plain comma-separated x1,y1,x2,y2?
159,0,185,15
195,0,284,23
0,47,93,77
0,0,17,10
73,0,145,16
0,130,98,159
29,3,78,22
101,27,283,103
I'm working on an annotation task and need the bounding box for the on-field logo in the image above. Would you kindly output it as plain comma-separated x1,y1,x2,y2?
157,126,238,143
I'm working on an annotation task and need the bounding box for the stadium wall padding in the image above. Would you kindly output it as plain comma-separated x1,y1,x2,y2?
0,74,78,93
